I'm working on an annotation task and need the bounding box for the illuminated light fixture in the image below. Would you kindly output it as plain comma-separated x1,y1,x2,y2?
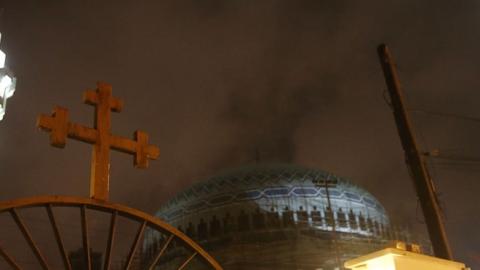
0,32,17,121
0,49,5,68
0,74,14,99
344,247,469,270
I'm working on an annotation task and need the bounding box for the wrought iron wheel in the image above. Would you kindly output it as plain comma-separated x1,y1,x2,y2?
0,196,223,270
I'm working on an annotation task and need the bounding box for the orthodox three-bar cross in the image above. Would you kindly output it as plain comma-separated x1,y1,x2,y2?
37,82,160,201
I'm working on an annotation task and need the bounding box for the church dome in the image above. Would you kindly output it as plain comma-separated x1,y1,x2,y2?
147,164,399,270
156,163,389,235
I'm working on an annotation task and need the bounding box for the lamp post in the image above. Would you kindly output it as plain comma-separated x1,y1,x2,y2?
0,32,16,121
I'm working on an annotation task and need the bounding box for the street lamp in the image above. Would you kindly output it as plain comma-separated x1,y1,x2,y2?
0,32,16,121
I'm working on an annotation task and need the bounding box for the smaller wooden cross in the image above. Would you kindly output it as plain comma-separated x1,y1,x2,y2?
37,82,160,201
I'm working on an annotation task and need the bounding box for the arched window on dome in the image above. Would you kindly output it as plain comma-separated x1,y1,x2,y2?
310,206,322,226
325,206,335,227
358,213,367,231
297,206,308,226
267,207,280,228
348,209,358,230
197,218,208,240
337,208,348,228
374,220,380,236
282,206,294,227
186,222,196,238
210,215,221,237
367,217,374,233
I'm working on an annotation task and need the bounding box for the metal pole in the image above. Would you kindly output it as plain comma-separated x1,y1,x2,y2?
377,44,453,259
314,175,342,269
325,177,343,270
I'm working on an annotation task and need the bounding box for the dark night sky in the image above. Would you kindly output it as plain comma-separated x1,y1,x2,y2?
1,0,479,267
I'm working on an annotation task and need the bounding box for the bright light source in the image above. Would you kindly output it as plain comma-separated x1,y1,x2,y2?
344,248,468,270
0,33,3,69
0,32,17,122
364,254,397,270
0,74,15,99
0,106,5,120
0,50,5,69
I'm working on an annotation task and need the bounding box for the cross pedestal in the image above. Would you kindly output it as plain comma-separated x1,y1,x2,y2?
37,82,159,201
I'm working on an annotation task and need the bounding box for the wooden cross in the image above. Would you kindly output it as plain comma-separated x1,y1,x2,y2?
37,82,160,201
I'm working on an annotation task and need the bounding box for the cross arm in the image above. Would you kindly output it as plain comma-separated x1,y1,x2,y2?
83,82,123,112
68,123,97,144
110,131,159,168
37,106,69,147
37,106,97,147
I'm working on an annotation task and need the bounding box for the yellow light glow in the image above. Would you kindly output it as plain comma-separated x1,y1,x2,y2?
366,255,396,270
345,248,468,270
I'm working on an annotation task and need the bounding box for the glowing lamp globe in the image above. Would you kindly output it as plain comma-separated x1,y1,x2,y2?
0,73,15,99
0,32,16,121
0,49,5,68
